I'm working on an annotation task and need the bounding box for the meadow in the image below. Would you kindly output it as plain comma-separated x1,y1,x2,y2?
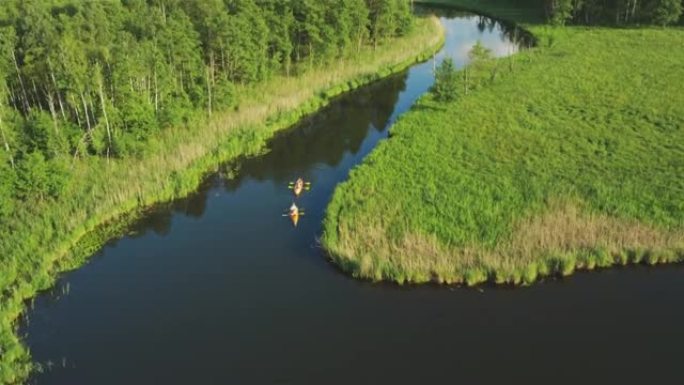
323,2,684,286
0,17,444,384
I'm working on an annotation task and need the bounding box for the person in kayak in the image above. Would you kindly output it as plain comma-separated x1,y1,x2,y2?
293,178,305,197
289,203,300,226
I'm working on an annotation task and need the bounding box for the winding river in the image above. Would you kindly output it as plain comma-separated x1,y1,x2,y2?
21,9,684,385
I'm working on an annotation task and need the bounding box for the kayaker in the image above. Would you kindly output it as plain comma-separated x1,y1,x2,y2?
289,203,300,226
293,178,304,196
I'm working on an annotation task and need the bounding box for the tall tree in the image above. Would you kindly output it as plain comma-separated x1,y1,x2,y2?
651,0,683,25
548,0,575,25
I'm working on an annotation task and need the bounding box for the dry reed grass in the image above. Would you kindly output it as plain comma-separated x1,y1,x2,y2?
329,200,684,285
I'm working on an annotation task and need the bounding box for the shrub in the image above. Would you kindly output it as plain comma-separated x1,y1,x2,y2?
432,58,459,101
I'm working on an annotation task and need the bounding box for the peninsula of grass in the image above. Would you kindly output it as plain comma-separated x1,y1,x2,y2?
323,1,684,286
0,16,444,384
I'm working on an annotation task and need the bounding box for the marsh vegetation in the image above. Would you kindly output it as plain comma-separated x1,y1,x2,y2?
323,0,684,285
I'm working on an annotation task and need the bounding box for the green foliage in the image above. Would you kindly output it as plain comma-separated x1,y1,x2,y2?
549,0,573,25
0,162,15,215
0,0,416,168
13,151,69,200
652,0,683,25
22,111,67,159
367,0,415,46
468,41,492,62
465,40,492,90
14,151,49,200
433,57,459,101
546,0,684,25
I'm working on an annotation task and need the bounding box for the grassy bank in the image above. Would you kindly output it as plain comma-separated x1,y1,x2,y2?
322,2,684,286
0,17,444,384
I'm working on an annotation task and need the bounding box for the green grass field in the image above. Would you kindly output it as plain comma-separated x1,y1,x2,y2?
323,2,684,286
0,18,444,384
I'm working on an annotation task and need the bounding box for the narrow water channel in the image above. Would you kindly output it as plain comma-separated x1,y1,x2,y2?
21,10,683,385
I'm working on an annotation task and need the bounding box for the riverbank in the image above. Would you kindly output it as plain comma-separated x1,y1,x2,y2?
0,16,444,384
322,1,684,286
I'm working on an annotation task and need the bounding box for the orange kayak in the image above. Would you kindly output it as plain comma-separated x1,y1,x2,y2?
290,211,299,226
289,203,300,226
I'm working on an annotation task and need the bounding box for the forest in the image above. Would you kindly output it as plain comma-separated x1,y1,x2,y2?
424,0,683,24
0,0,413,215
545,0,683,25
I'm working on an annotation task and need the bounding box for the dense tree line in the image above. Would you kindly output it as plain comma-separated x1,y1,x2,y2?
546,0,684,25
0,0,413,213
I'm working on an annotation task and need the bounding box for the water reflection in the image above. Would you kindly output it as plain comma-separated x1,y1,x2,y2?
225,71,408,187
417,6,535,48
123,70,409,233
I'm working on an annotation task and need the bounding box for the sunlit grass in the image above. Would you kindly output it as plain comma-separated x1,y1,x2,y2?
323,21,684,285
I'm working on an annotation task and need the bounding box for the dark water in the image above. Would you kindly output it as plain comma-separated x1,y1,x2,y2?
22,13,683,385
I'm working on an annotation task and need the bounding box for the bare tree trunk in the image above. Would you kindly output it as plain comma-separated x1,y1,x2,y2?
209,50,216,116
98,79,113,160
47,58,67,120
220,48,226,74
46,90,59,134
432,53,436,74
72,132,88,163
154,66,159,113
632,0,638,22
89,98,97,127
80,92,92,133
70,93,82,128
47,69,64,120
210,51,216,85
106,61,114,96
56,92,66,120
147,75,152,106
463,67,469,95
31,79,41,110
206,65,212,118
309,42,314,68
6,84,18,110
11,50,30,112
357,31,363,54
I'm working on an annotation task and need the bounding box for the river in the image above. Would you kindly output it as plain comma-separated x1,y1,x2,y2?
21,10,683,385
